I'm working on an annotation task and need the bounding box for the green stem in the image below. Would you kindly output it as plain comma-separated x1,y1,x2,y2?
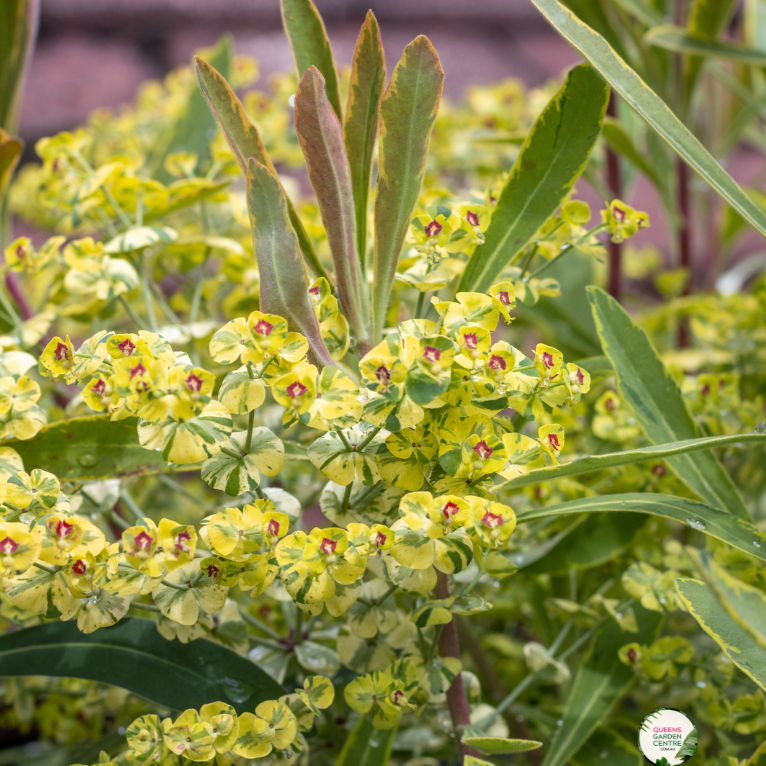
221,446,245,460
341,484,353,514
119,296,146,331
130,600,160,613
357,426,381,451
118,490,143,521
157,475,207,509
374,583,397,606
34,561,57,574
335,429,353,451
294,607,304,646
238,606,284,641
525,224,608,281
351,481,385,509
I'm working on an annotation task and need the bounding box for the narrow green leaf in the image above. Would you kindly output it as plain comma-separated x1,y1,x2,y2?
515,493,766,564
0,618,284,713
195,56,329,282
608,0,663,28
687,547,766,648
587,285,750,518
463,737,542,754
151,36,232,183
601,118,663,189
0,0,39,133
336,715,397,766
571,729,642,766
295,66,370,351
246,159,335,367
6,415,171,480
520,514,646,573
280,0,342,120
498,432,766,492
675,578,766,692
457,64,608,294
372,36,443,342
530,0,766,240
647,24,766,67
540,603,663,766
344,11,386,270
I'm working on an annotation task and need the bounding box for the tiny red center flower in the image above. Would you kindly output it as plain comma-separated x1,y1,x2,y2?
309,286,320,297
320,538,337,555
186,373,203,392
175,530,192,552
253,319,273,336
442,501,459,520
267,518,281,537
626,647,638,663
700,384,711,396
473,440,493,460
134,530,154,550
375,365,391,386
488,354,506,371
391,689,405,706
16,245,25,259
118,338,137,356
465,210,480,227
541,352,554,369
605,397,616,411
652,464,666,477
482,511,503,528
373,531,388,548
0,536,18,554
613,205,626,222
206,564,220,578
287,381,308,399
546,434,561,451
463,333,478,350
574,368,584,385
422,346,441,363
54,342,69,361
130,362,147,380
93,379,106,395
498,290,511,306
425,219,442,238
72,559,87,575
55,520,75,539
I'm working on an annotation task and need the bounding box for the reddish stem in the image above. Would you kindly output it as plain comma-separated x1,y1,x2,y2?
676,156,692,347
435,572,480,760
5,273,33,320
605,95,622,302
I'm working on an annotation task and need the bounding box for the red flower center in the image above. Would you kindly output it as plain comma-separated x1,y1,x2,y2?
267,518,281,537
134,530,154,550
546,433,561,451
118,338,137,356
72,559,87,575
92,379,106,395
442,501,459,520
541,352,554,369
186,373,203,392
425,220,442,238
373,531,387,547
613,205,626,222
463,333,478,350
700,384,711,396
287,381,308,399
55,520,75,539
375,365,390,386
391,689,405,706
473,440,493,459
175,530,192,552
54,342,69,361
482,511,503,528
488,354,506,371
498,290,511,306
423,346,441,363
0,536,18,554
253,319,273,336
206,564,220,578
465,210,480,227
575,368,584,385
605,397,615,411
130,362,147,380
320,538,337,555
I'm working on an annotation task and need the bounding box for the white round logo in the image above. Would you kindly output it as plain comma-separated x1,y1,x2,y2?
638,709,697,765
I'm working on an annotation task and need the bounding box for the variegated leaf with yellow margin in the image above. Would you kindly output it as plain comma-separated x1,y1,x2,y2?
320,480,404,527
153,561,228,626
675,577,766,692
138,401,233,465
218,368,266,414
76,589,130,634
307,426,385,486
201,427,284,497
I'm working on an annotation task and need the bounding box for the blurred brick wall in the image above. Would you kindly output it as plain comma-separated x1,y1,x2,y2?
19,0,582,143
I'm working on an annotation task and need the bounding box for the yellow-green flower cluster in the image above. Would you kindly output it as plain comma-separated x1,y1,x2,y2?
121,676,333,765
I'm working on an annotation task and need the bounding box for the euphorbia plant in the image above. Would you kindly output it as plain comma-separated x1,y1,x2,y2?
0,1,765,766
